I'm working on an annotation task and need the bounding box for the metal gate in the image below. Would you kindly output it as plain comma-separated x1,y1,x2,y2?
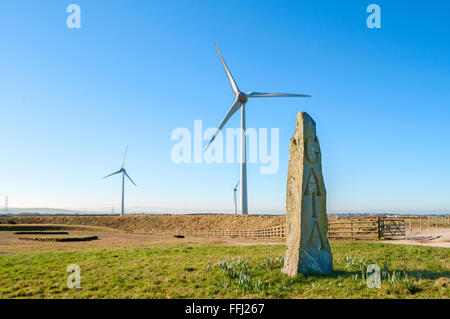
379,218,406,238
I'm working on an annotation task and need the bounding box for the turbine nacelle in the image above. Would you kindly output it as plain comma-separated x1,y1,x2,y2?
237,92,248,104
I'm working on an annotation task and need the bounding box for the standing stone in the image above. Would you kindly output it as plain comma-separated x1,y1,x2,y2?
282,112,333,276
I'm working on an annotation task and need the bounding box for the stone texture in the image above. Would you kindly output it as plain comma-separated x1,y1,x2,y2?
282,112,333,276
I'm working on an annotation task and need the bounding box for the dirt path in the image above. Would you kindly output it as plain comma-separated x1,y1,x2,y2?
0,227,284,254
381,227,450,248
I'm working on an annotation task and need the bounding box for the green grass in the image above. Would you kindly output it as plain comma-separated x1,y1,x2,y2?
0,243,448,298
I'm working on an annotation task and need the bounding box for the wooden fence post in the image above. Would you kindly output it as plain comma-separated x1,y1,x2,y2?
377,217,381,239
409,218,412,232
419,217,422,233
428,217,430,231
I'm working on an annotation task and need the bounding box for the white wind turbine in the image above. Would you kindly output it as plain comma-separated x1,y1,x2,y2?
205,44,311,215
233,180,239,215
103,146,136,216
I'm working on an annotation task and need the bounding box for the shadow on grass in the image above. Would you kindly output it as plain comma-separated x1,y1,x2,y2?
302,269,450,280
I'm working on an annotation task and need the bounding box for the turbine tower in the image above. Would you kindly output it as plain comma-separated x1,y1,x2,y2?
103,146,136,216
4,195,8,213
233,181,239,215
205,44,311,215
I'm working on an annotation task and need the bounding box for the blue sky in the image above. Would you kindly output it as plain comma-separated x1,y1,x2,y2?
0,1,449,214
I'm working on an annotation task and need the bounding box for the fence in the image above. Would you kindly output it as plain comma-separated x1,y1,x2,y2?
134,217,421,240
328,218,380,240
135,225,287,239
404,215,450,233
378,218,406,238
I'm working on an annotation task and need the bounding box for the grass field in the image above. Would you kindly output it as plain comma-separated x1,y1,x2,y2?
0,242,448,299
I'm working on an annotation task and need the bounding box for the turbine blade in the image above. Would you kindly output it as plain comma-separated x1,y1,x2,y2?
121,145,128,168
204,99,241,153
234,180,240,191
103,170,121,179
246,92,311,98
123,171,136,186
215,44,239,95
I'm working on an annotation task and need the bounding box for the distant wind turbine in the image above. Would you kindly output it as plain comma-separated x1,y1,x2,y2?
233,181,239,215
205,44,311,215
103,146,136,216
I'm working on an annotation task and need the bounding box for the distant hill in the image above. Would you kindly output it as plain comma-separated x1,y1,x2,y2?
0,207,86,215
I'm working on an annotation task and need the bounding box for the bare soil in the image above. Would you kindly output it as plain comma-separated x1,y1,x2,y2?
0,215,286,231
0,226,284,254
381,227,450,248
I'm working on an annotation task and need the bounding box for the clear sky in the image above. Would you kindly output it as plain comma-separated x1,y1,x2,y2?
0,1,449,214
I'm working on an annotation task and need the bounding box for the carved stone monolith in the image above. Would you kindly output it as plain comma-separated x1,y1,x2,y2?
282,112,333,276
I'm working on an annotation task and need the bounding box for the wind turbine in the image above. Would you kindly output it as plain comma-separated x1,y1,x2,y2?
205,44,311,215
103,146,136,216
233,180,239,215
